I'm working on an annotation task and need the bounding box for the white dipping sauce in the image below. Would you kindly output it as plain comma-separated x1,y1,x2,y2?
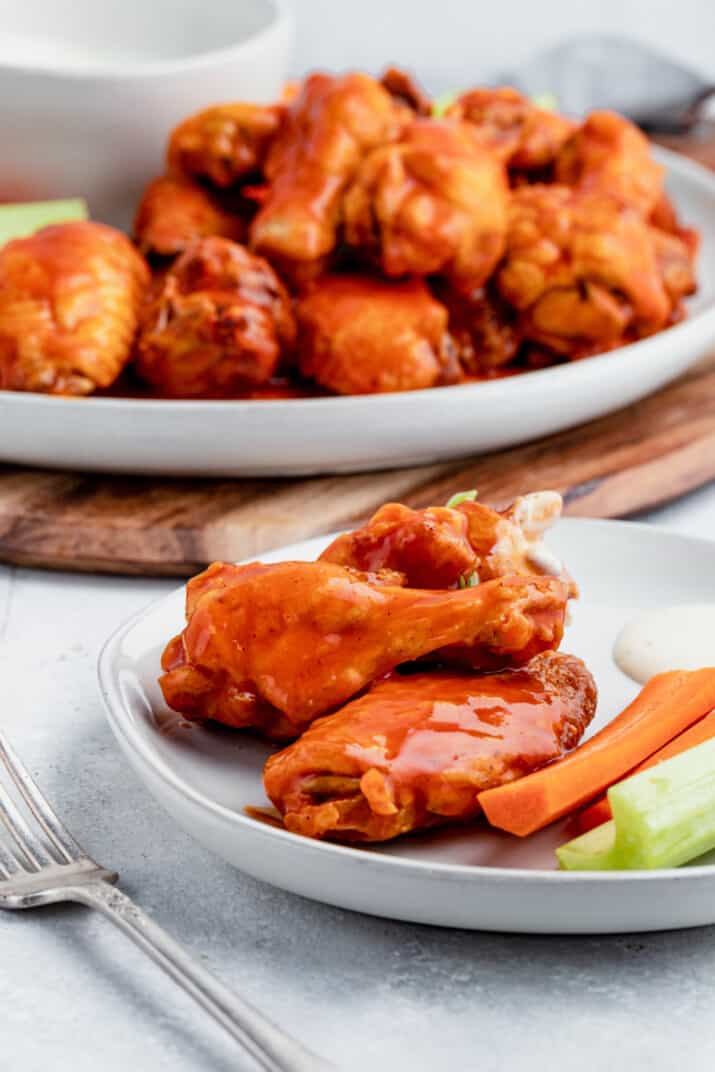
613,604,715,684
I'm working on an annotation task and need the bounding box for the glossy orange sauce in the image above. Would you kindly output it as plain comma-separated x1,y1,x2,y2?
342,669,566,789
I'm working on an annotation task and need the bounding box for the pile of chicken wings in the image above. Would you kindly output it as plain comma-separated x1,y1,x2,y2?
160,490,597,843
0,70,699,397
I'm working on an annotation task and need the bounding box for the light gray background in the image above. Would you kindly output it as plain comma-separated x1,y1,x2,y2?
286,0,715,89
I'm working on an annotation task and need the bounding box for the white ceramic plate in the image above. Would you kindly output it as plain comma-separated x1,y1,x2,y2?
3,148,715,478
99,518,715,934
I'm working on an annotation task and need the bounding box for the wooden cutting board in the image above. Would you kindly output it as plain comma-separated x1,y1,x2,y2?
2,352,715,576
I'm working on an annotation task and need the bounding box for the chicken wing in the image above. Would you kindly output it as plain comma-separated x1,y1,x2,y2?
250,73,405,279
497,184,671,355
554,111,663,217
0,221,149,395
320,491,573,592
167,102,282,188
446,86,575,172
343,118,508,293
295,274,458,394
159,560,568,737
136,236,295,396
380,66,432,116
434,282,521,374
263,651,597,842
133,175,246,258
651,227,698,320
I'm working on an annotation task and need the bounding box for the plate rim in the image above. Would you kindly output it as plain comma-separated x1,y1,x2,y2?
98,516,715,887
6,146,715,417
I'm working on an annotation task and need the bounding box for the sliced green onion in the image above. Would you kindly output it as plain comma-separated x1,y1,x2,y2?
432,90,460,118
531,91,558,112
446,489,478,509
557,736,715,870
0,198,88,245
458,571,479,589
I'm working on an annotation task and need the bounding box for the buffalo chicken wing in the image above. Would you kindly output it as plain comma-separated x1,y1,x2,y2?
344,118,509,293
168,102,283,187
497,185,672,355
321,491,574,592
133,175,246,258
136,236,295,396
0,222,149,395
447,86,575,172
554,111,663,217
296,274,458,394
264,652,597,841
159,560,568,737
250,73,405,278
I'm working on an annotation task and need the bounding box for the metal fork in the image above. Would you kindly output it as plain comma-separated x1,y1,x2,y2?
0,728,335,1072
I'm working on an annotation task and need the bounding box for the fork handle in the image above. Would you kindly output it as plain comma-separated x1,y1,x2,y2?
69,880,335,1072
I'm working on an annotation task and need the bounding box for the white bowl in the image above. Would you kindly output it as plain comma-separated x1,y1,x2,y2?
0,0,293,227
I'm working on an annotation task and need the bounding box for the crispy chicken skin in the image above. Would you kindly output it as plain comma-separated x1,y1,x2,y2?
159,560,568,737
0,221,149,395
133,175,245,257
263,652,597,842
295,274,458,394
343,118,508,294
136,236,295,397
250,73,405,277
320,491,575,593
167,102,283,187
497,185,672,355
447,86,575,171
554,111,664,217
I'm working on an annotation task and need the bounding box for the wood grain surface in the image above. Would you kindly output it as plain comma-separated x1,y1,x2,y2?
2,353,715,576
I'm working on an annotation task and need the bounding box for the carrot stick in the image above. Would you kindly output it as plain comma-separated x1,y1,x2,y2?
478,669,715,837
575,708,715,833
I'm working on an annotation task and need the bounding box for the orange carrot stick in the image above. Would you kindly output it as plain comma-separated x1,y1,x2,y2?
478,669,715,837
575,708,715,833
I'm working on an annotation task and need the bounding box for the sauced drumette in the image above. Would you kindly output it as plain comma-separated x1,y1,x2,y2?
250,72,406,281
343,118,509,294
264,652,597,842
0,221,149,395
136,236,295,396
159,559,569,737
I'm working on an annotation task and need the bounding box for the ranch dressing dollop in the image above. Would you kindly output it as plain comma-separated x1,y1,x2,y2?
613,604,715,684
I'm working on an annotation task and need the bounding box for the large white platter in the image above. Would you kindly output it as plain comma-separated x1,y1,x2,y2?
3,149,715,477
99,518,715,934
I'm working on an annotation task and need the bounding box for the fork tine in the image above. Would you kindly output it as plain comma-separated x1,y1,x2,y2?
0,731,83,864
0,838,21,877
0,778,51,870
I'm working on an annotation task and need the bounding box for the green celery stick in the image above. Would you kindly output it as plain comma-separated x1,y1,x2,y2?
0,199,88,245
557,736,715,870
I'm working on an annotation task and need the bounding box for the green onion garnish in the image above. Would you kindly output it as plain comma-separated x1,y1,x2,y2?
446,490,478,509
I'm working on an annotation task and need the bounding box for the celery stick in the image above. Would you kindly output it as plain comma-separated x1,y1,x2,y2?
556,821,617,871
557,736,715,870
0,199,88,245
